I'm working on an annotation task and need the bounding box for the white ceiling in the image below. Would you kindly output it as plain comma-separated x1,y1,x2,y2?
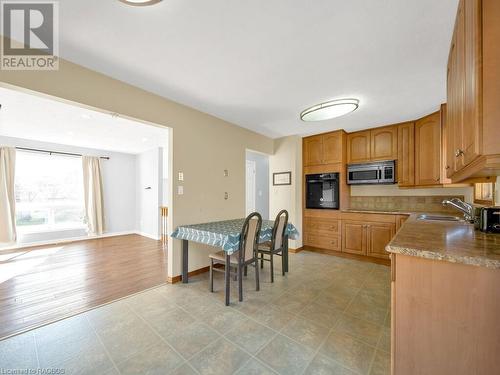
0,86,169,154
15,0,460,138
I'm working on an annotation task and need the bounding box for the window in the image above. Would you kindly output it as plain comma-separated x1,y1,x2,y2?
15,151,85,232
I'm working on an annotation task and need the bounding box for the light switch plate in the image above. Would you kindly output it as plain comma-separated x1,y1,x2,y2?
224,169,229,177
178,172,184,181
224,192,229,200
178,186,184,195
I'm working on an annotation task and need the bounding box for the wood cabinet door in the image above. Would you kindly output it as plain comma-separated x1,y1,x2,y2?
397,122,415,186
347,131,371,164
322,132,343,164
415,111,442,185
462,0,482,167
371,126,398,161
395,215,409,232
303,135,323,166
366,222,395,260
453,1,466,172
341,220,366,255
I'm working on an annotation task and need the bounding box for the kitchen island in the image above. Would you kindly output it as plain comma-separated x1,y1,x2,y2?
386,214,500,375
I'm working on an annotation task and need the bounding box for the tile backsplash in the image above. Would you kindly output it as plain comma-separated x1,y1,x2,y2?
349,195,466,213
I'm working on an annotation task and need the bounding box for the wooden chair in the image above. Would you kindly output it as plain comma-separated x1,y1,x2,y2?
209,212,262,302
258,209,288,282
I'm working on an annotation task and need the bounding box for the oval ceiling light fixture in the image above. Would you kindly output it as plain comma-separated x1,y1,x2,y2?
300,98,359,122
119,0,162,6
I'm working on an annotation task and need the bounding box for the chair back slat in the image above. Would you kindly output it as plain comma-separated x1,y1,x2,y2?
272,210,288,251
239,212,262,263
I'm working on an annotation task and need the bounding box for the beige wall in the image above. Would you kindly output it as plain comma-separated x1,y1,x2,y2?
269,136,303,248
0,50,274,278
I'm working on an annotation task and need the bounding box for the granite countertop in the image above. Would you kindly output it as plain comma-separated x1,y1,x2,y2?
386,213,500,269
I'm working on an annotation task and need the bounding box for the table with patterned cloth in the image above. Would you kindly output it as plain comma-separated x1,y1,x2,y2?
171,218,299,304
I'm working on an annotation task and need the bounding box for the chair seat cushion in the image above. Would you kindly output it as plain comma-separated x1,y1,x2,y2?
258,241,272,251
209,250,239,264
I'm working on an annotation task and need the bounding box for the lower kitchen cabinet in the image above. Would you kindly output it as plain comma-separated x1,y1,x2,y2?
395,214,410,231
304,212,401,262
366,222,395,259
341,220,366,255
341,219,395,260
304,217,340,252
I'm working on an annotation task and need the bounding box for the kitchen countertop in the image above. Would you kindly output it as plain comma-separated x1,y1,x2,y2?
386,213,500,269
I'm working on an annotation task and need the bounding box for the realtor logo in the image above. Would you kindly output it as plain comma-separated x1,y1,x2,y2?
1,0,59,70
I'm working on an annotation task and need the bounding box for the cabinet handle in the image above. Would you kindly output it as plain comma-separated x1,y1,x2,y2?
435,178,440,182
445,165,450,170
455,149,464,157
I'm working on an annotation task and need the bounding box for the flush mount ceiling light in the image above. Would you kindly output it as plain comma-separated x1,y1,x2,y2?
300,98,359,122
119,0,162,6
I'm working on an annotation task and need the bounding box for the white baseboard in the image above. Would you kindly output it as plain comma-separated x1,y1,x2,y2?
0,230,139,251
135,231,161,241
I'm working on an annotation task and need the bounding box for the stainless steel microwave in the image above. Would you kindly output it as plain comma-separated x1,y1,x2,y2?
347,160,396,185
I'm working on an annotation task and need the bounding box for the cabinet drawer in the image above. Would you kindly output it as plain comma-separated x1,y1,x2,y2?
305,234,340,251
305,218,340,235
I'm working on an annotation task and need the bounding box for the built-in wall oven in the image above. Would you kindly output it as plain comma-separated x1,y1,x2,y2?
306,173,339,209
347,160,396,185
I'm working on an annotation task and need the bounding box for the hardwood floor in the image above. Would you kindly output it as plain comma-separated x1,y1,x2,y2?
0,234,167,340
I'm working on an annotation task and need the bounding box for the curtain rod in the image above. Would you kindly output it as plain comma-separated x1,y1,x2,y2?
15,147,110,160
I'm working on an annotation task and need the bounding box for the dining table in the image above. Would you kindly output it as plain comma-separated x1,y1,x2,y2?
171,218,300,305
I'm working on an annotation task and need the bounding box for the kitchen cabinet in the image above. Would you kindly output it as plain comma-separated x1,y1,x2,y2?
340,212,396,260
397,122,415,187
366,222,395,259
323,131,343,164
395,214,409,232
447,0,481,173
371,126,398,161
303,135,324,166
304,217,340,252
341,221,366,255
346,131,371,163
303,131,344,166
415,111,442,185
341,220,394,260
347,126,397,164
446,0,500,181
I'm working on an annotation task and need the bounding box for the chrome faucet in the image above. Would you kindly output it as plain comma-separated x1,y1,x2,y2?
442,198,475,223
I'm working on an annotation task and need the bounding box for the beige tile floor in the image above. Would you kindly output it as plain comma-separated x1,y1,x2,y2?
0,251,391,375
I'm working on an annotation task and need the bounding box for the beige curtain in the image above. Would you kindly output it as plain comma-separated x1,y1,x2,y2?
0,147,16,244
82,156,105,236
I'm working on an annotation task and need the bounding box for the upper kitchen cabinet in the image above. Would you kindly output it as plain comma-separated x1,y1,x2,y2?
323,131,344,164
397,122,415,187
371,126,398,161
415,111,442,185
347,126,397,164
346,130,371,163
446,0,500,181
303,135,323,166
303,130,344,166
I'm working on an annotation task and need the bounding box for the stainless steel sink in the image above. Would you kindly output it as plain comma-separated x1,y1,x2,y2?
417,214,462,222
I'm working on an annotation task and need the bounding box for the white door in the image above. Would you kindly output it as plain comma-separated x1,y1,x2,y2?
246,160,256,215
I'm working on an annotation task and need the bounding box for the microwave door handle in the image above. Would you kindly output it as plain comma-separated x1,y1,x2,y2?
377,168,382,181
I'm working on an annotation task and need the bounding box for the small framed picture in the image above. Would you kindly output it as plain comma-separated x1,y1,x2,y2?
273,171,292,186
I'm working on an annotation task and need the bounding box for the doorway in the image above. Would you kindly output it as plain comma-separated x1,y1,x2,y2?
245,150,269,219
0,84,171,339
